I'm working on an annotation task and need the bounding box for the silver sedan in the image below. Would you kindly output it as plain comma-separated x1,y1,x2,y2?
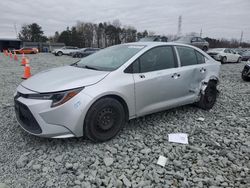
14,42,220,142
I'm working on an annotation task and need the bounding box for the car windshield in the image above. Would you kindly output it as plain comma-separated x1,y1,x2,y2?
75,44,145,71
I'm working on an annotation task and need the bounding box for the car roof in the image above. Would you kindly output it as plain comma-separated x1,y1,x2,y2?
123,41,200,48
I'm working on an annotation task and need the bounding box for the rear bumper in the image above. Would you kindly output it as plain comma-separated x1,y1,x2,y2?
208,54,221,61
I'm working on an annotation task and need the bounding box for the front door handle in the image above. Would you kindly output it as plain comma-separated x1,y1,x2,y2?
139,74,145,78
171,73,180,79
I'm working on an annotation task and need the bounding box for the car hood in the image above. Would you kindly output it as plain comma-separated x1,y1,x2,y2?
21,66,110,93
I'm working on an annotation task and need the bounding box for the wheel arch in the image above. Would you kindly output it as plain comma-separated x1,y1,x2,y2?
87,94,130,122
200,76,219,94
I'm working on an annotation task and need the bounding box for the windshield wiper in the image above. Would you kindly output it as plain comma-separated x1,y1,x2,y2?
83,65,99,70
70,60,80,66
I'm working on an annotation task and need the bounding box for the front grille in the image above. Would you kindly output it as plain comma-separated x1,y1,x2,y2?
14,98,42,134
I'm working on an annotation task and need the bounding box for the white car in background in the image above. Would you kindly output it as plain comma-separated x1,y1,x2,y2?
207,48,242,63
52,46,79,56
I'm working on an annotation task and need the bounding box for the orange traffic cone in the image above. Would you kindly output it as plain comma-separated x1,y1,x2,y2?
4,50,8,56
9,51,12,59
21,55,27,66
22,62,31,79
14,52,18,61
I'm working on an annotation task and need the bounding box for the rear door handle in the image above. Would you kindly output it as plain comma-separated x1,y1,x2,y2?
171,73,180,79
200,68,206,73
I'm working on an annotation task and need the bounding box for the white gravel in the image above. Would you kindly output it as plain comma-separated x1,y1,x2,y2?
0,53,249,187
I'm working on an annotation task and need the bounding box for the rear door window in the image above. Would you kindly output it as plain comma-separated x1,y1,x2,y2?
195,51,205,64
177,46,198,66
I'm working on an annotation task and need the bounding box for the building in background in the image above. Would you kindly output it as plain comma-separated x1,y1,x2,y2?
22,42,65,52
0,38,21,51
0,38,65,52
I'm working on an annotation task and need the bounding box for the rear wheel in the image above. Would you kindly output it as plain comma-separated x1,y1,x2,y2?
237,57,241,63
196,81,217,110
57,51,63,56
84,98,125,142
202,46,208,52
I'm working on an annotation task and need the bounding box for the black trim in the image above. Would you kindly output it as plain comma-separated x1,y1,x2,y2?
14,99,42,134
124,45,178,74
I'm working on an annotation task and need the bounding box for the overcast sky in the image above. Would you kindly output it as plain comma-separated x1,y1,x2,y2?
0,0,249,41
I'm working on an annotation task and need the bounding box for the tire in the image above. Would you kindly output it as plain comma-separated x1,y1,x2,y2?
242,72,250,81
57,51,63,56
202,46,208,52
79,54,83,58
221,56,227,64
237,57,241,63
84,97,125,142
196,81,217,110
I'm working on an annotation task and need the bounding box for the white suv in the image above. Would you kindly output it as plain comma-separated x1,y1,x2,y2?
52,46,79,56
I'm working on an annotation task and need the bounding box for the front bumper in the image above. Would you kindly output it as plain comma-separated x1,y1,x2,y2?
242,64,250,77
14,85,93,138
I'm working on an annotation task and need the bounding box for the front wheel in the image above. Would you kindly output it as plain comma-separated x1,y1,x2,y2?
57,51,63,56
221,56,227,64
84,98,125,142
242,72,250,81
196,81,217,110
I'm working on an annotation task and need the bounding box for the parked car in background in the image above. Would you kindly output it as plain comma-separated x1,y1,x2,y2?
241,51,250,61
70,48,100,58
175,36,209,51
139,36,168,42
14,42,220,142
207,48,242,63
52,46,79,56
233,48,249,55
242,63,250,81
13,47,39,54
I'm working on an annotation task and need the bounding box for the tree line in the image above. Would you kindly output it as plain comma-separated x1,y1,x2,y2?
18,21,250,48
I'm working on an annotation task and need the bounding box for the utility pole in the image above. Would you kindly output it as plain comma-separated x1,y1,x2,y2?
200,28,202,37
239,31,243,46
177,15,182,37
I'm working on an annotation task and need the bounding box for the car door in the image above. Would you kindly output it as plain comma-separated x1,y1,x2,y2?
175,46,208,97
230,50,238,62
191,37,201,49
224,49,232,62
132,46,191,116
191,37,200,48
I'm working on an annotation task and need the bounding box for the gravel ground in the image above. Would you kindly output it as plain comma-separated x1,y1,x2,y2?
0,53,249,188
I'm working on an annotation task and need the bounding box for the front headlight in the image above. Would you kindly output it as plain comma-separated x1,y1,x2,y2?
27,87,83,107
